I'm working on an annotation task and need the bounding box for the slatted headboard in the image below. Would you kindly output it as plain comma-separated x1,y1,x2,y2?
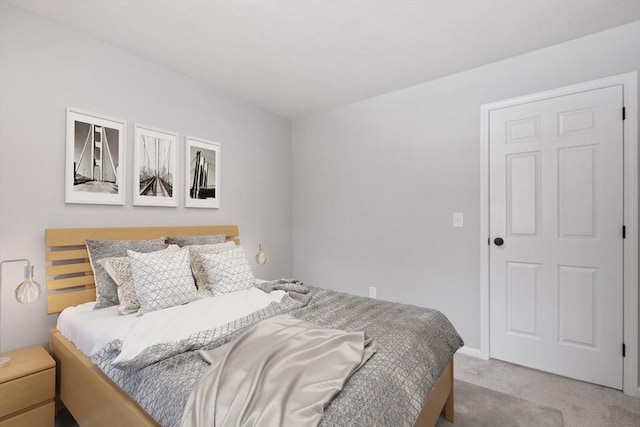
45,225,240,314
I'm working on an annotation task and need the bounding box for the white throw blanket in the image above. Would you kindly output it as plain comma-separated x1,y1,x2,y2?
111,288,286,365
181,314,376,427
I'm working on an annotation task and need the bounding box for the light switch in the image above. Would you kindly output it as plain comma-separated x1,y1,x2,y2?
453,212,464,228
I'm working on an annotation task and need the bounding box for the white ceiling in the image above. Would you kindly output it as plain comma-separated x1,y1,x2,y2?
9,0,640,118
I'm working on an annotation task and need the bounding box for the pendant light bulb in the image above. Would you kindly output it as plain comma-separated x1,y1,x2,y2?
256,242,267,265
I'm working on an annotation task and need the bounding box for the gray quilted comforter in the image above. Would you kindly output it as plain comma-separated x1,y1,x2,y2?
90,283,463,427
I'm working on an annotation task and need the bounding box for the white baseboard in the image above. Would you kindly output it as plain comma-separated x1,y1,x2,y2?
456,346,485,359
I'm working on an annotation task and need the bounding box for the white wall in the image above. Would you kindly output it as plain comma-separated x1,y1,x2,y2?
292,22,640,355
0,4,292,352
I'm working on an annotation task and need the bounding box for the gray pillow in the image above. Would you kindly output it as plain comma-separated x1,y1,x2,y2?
167,234,226,246
128,247,199,315
86,238,166,309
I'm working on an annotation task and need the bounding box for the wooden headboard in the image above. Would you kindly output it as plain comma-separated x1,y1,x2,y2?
45,225,239,315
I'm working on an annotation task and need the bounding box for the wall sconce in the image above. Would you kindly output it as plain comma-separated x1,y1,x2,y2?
255,241,268,265
0,259,42,367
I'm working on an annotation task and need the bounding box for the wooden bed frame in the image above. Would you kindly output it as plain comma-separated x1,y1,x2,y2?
45,225,454,426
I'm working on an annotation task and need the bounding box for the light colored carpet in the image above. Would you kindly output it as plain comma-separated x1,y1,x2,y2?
436,379,563,427
452,353,640,427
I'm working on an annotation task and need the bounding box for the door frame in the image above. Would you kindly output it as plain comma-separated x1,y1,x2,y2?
479,72,638,396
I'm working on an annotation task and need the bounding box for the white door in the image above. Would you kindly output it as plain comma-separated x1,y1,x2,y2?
489,85,624,389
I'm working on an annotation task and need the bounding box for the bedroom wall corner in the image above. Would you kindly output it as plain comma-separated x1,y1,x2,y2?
291,21,640,368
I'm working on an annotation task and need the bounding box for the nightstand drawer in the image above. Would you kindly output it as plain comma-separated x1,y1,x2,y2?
0,401,54,427
0,368,55,418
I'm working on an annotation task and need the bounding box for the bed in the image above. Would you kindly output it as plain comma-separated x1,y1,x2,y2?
45,225,461,427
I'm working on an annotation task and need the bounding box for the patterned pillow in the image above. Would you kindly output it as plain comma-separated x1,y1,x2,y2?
199,247,256,296
188,242,237,290
98,245,180,315
167,234,227,247
128,247,199,315
86,238,166,309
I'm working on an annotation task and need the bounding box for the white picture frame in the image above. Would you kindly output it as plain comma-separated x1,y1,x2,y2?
185,136,220,208
133,123,178,207
65,107,126,205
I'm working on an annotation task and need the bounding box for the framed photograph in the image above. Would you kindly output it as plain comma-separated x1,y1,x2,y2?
66,107,126,205
185,136,220,208
133,124,178,207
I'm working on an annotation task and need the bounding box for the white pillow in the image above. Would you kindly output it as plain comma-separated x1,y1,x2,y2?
128,247,199,315
188,241,237,290
199,246,255,296
98,245,180,315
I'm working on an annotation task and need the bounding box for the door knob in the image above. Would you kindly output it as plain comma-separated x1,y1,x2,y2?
494,237,504,246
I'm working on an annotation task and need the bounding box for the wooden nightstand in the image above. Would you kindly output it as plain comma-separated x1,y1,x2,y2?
0,345,55,427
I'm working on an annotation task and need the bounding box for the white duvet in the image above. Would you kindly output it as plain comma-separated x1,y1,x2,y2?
57,287,286,363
